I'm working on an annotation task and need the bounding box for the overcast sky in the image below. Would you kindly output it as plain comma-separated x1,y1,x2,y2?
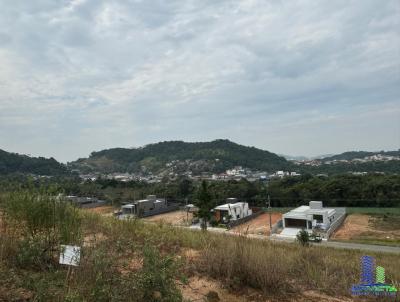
0,0,399,162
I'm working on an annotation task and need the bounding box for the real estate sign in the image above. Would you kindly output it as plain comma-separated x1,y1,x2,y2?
59,245,81,266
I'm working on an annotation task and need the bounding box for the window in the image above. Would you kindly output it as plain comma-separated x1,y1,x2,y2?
313,214,323,223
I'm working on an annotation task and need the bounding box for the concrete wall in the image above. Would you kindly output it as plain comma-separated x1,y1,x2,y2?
324,209,346,239
139,203,180,218
80,200,107,209
271,219,283,234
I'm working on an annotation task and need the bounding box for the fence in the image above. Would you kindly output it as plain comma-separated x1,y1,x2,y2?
322,207,346,239
139,203,180,218
79,200,107,209
271,219,283,234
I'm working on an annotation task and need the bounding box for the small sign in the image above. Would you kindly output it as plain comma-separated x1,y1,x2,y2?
59,245,81,266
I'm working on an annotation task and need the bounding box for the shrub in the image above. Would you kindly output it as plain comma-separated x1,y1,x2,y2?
296,229,309,247
135,246,183,302
1,190,82,268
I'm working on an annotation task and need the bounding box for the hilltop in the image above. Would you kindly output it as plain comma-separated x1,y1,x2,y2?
68,139,290,174
0,149,70,176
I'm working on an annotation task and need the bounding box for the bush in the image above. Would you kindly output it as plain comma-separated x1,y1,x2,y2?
296,229,310,247
1,190,82,268
135,246,183,302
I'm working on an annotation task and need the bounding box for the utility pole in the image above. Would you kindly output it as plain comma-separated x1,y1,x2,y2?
268,194,272,230
265,180,272,232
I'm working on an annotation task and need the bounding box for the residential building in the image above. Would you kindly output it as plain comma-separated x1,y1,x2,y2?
120,195,179,218
213,198,253,223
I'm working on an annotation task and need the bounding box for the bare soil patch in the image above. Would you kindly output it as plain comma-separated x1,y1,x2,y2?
179,276,250,302
179,276,353,302
230,213,282,236
144,210,193,226
332,214,400,244
332,214,370,240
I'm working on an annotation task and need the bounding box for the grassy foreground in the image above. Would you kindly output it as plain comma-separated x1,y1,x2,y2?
0,192,399,301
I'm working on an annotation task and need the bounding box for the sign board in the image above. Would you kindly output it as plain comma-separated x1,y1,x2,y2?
59,245,81,266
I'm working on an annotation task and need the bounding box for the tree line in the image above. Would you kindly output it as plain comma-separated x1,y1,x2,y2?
0,173,399,208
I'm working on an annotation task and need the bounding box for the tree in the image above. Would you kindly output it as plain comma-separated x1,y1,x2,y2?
194,181,214,230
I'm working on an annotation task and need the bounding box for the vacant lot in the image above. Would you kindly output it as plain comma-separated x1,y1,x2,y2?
230,212,282,236
332,214,400,246
144,210,193,226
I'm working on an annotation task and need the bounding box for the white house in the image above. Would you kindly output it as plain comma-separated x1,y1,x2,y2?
282,201,336,233
213,199,252,223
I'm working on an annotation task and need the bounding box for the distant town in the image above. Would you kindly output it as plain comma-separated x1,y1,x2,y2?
74,152,400,183
294,153,400,167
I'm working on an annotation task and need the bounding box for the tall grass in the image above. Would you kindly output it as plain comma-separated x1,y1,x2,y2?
198,234,400,297
1,191,399,300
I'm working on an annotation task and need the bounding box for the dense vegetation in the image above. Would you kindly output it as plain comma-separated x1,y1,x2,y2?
68,139,290,174
2,142,399,176
267,174,400,207
0,149,70,176
1,173,399,208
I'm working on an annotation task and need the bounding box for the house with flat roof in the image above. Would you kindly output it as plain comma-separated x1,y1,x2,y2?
120,195,179,218
279,201,345,239
213,198,253,224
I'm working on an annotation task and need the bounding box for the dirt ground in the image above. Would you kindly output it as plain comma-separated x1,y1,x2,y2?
179,276,250,302
230,213,282,236
179,276,353,302
144,210,193,226
332,214,400,243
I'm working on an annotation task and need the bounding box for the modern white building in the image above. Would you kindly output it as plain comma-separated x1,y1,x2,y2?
213,198,252,223
282,201,336,232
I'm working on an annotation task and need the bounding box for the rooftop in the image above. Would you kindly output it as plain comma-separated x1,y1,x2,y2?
214,202,246,210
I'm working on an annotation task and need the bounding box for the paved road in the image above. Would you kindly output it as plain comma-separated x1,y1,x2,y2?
185,225,400,254
147,221,400,254
319,241,400,254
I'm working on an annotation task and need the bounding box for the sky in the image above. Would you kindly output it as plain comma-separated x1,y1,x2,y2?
0,0,399,162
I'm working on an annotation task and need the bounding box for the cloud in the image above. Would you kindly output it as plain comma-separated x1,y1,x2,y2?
0,0,399,161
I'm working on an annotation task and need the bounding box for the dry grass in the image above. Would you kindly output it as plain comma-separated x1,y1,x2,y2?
1,203,399,301
197,234,400,299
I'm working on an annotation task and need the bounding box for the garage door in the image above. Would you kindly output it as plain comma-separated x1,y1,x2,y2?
285,218,307,228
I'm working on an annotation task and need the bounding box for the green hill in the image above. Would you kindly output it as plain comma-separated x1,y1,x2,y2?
0,149,69,176
68,139,290,174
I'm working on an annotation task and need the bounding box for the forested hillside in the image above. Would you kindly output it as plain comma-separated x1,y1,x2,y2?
0,149,70,176
68,139,290,174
